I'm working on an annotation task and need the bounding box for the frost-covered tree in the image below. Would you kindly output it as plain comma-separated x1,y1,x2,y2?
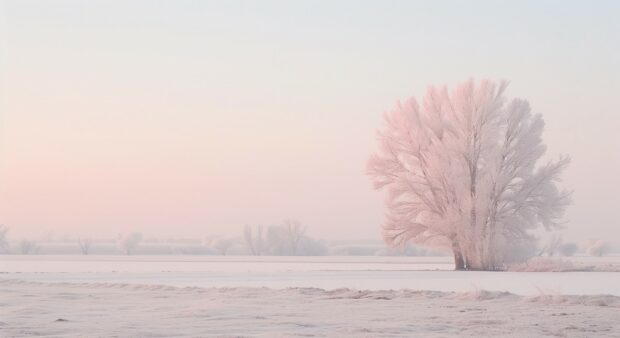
213,238,236,255
585,239,608,257
558,242,578,257
0,225,9,253
244,225,265,255
19,240,38,255
117,232,143,255
244,221,325,256
267,220,307,255
77,236,93,255
203,235,233,255
282,219,306,255
539,233,564,256
368,79,570,270
297,236,328,256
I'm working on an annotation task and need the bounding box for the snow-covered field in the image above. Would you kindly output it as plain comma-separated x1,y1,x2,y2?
2,255,620,295
1,255,620,337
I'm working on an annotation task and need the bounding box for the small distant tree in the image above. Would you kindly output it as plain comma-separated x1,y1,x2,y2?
117,232,143,255
19,240,38,255
42,230,55,242
282,219,306,255
541,233,563,256
0,225,9,253
267,226,288,255
586,239,608,257
559,242,578,257
297,236,328,256
77,236,93,255
267,220,307,255
244,225,264,255
214,238,235,255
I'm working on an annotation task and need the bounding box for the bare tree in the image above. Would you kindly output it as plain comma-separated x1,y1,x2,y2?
244,225,264,255
267,220,307,255
542,233,563,256
19,240,38,255
368,79,570,270
77,236,93,255
214,238,235,255
117,233,143,255
42,230,55,242
586,239,608,256
559,242,578,257
282,219,306,255
0,225,9,253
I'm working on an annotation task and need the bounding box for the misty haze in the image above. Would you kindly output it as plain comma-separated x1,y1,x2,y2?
0,1,619,337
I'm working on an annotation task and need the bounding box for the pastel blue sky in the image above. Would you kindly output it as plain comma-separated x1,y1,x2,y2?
0,0,618,241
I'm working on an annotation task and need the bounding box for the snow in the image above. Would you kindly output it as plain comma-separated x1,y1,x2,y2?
1,255,620,295
1,255,619,337
1,279,619,337
0,255,454,273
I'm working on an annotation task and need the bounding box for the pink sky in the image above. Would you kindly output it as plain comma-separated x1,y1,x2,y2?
0,1,618,241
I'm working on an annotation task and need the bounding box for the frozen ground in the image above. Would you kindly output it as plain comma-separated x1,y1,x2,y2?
1,279,619,337
1,255,619,337
1,255,620,295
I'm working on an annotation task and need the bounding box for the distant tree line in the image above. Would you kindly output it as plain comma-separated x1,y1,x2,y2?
0,223,615,257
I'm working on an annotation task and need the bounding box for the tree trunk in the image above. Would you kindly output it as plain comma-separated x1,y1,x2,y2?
454,251,465,270
452,241,465,270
